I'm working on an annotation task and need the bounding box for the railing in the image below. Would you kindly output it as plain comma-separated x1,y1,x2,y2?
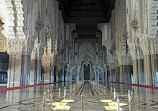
90,81,106,95
41,81,84,110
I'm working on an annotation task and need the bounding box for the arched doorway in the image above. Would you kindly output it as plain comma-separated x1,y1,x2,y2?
84,64,90,80
0,19,8,83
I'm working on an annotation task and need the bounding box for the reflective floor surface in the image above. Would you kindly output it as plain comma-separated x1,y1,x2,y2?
0,81,158,111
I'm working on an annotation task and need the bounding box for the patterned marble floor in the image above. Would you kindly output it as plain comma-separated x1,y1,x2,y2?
0,82,158,111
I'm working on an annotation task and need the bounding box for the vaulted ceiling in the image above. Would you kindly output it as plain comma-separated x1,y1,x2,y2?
58,0,115,38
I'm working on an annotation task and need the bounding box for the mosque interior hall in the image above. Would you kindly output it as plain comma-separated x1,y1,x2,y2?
0,0,158,110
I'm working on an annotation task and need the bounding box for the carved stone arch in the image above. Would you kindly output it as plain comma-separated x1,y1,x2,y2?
0,19,7,52
0,0,15,39
14,0,25,39
80,58,94,80
79,42,94,59
0,0,25,39
79,56,94,66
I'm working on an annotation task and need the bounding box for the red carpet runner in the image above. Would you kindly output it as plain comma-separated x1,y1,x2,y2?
0,82,60,93
108,81,158,89
1,81,158,93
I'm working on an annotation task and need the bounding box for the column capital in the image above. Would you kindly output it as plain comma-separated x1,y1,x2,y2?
139,35,150,56
138,34,158,55
149,38,158,55
7,39,33,58
31,46,44,60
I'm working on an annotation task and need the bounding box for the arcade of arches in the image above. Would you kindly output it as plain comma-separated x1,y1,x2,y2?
0,0,158,110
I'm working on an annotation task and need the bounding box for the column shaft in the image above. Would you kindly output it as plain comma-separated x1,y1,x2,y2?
133,60,138,84
137,59,144,85
76,67,80,83
7,54,22,87
23,55,31,85
51,65,55,82
120,65,131,83
37,60,42,84
30,60,36,85
7,54,14,87
144,55,152,86
66,67,69,81
62,66,65,82
151,54,158,86
56,66,58,82
116,67,120,82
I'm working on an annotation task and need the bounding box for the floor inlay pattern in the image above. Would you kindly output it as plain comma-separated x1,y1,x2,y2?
0,82,158,111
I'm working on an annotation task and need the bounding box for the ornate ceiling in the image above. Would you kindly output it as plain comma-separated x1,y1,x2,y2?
58,0,115,38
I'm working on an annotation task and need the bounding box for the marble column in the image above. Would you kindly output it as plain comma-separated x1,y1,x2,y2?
101,68,104,82
76,67,80,83
126,65,132,83
97,70,99,83
7,54,22,87
7,54,14,87
151,54,158,86
30,59,36,85
81,66,84,81
62,66,65,82
70,68,73,82
133,60,138,84
116,67,120,82
56,66,58,82
23,55,31,86
51,65,55,82
15,56,23,87
110,67,112,82
30,51,39,85
120,65,123,82
95,70,97,82
111,69,116,82
65,66,69,81
43,67,51,83
91,67,94,80
137,59,144,85
120,65,131,83
65,66,68,87
144,55,152,86
37,59,42,84
75,68,77,83
49,64,52,83
104,67,107,82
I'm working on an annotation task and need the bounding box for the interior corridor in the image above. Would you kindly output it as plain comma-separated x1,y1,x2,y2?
0,0,158,111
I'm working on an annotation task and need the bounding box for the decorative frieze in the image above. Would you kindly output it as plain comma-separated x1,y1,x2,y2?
138,34,158,55
149,38,158,55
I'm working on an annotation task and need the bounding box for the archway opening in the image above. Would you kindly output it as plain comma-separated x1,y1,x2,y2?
84,64,90,80
0,19,8,84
